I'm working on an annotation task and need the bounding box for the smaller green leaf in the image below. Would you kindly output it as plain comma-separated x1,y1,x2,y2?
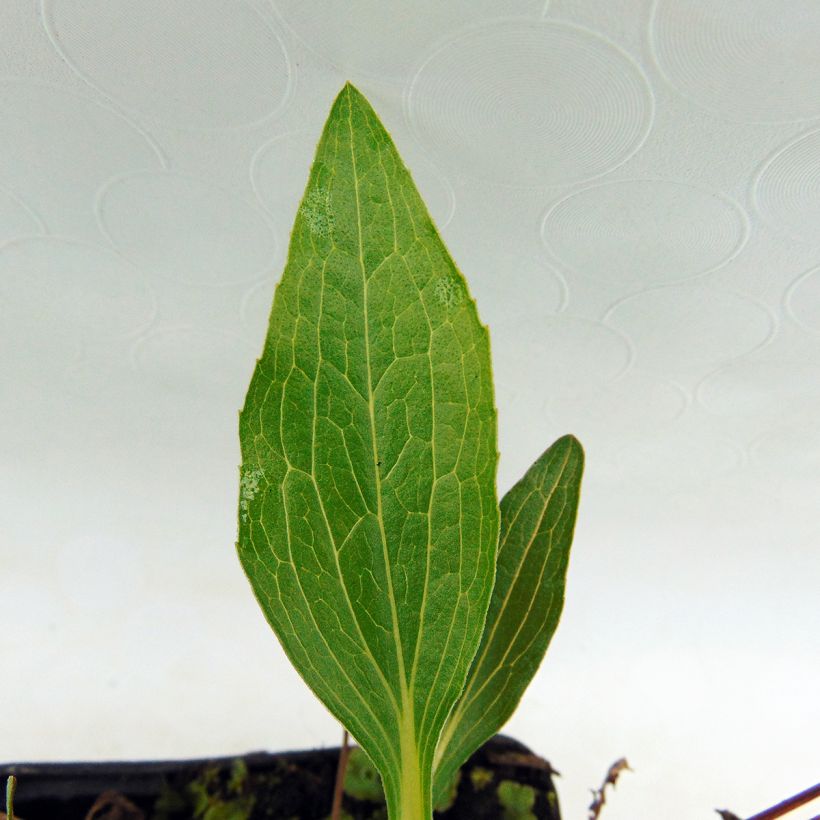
431,435,583,804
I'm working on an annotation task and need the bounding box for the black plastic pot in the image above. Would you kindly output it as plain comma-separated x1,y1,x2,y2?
2,734,560,819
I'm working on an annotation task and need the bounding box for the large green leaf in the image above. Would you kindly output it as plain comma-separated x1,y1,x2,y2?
432,435,583,805
237,84,498,819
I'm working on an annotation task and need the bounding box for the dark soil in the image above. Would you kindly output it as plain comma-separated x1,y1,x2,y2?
2,734,560,820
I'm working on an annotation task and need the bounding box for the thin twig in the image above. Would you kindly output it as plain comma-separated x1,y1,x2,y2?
83,790,144,820
5,776,15,820
718,781,820,820
588,758,631,820
330,729,350,820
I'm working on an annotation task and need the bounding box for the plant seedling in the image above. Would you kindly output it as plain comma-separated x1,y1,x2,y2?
237,83,583,820
6,775,16,820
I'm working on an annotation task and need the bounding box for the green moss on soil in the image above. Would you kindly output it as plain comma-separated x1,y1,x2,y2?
497,780,537,820
469,767,494,792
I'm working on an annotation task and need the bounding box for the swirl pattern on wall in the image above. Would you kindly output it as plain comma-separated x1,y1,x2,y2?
785,266,820,334
43,0,293,128
542,180,748,285
651,0,820,122
0,81,164,238
753,130,820,241
406,21,653,186
272,0,542,81
97,172,278,287
605,285,775,372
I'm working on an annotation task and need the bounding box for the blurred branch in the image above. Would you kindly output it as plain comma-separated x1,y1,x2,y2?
588,757,631,820
83,791,143,820
717,781,820,820
330,729,350,820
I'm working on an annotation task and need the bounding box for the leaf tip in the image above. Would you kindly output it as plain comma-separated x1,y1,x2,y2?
339,80,366,104
329,81,372,124
555,433,584,460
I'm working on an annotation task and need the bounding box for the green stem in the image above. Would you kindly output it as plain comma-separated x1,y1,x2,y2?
398,756,427,820
385,769,430,820
6,775,16,820
385,712,431,820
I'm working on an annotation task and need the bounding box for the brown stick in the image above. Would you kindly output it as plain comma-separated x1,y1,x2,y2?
83,790,144,820
588,758,631,820
723,781,820,820
330,729,351,820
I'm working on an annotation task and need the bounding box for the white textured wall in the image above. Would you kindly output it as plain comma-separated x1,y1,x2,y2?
1,2,819,818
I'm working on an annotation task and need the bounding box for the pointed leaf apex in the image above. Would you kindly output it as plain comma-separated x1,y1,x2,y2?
558,433,584,456
341,81,365,101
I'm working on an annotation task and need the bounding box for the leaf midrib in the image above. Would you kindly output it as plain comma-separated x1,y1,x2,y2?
346,86,413,723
